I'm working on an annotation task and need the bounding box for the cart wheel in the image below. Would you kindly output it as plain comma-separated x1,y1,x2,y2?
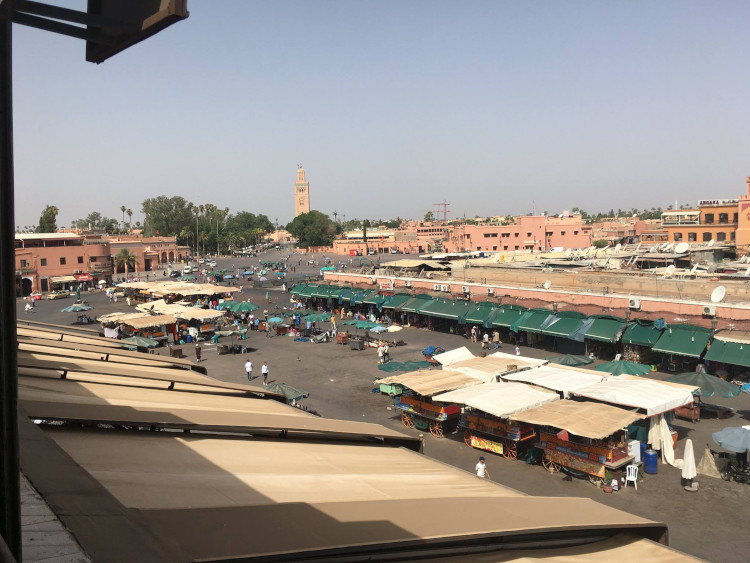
503,440,518,461
429,422,444,438
463,432,473,447
588,475,605,487
401,412,414,429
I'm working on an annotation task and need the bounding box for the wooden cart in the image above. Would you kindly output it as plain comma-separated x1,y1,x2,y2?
395,394,460,438
537,430,633,485
461,412,536,461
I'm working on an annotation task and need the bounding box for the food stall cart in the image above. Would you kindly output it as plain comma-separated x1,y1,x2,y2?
374,369,485,437
512,400,644,485
501,364,606,399
433,382,559,460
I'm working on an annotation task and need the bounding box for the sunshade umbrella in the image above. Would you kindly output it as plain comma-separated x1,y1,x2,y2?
265,382,309,402
61,304,93,313
386,325,403,332
712,426,750,453
548,354,593,367
120,336,159,348
665,372,741,399
268,317,284,324
369,325,387,333
682,439,697,481
228,301,259,313
595,360,652,376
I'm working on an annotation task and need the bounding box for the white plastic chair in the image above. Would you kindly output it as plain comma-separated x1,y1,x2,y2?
625,464,638,490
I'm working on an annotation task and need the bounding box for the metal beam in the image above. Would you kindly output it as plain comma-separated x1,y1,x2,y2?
0,4,21,559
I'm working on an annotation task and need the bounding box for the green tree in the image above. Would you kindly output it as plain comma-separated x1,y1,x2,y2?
126,208,133,231
424,211,435,222
120,205,126,228
286,211,338,248
142,196,194,237
592,239,609,248
114,248,139,276
72,212,119,233
38,205,59,233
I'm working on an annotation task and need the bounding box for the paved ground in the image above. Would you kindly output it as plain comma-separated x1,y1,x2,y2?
17,248,750,562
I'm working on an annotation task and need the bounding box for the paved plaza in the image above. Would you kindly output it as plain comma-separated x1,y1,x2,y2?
17,249,750,562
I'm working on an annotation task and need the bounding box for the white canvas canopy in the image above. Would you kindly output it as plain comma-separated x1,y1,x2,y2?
572,378,696,416
502,365,606,398
447,352,546,383
433,382,559,419
375,369,484,397
433,346,474,366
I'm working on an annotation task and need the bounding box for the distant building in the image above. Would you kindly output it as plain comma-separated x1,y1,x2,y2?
294,165,310,217
659,177,750,252
15,233,112,295
106,235,186,272
444,215,592,252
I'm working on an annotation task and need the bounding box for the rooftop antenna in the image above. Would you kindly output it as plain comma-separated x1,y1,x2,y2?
432,200,450,222
710,286,726,303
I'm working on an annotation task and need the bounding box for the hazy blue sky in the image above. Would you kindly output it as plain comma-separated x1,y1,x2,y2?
11,1,750,229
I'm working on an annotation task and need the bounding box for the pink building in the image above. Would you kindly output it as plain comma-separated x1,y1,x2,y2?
106,235,187,272
444,215,592,252
15,233,113,295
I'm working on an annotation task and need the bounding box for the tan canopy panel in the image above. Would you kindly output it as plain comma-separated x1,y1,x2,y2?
50,275,77,283
375,369,484,396
433,382,560,419
713,329,750,344
99,312,177,329
448,351,547,380
511,400,645,440
17,325,124,349
173,307,225,322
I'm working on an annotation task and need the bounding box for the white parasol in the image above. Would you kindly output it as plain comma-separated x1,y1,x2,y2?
682,439,697,480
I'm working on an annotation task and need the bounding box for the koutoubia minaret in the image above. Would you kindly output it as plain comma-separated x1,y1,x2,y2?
294,164,310,217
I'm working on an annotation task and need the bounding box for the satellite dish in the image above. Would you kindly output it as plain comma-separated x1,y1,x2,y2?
564,248,572,258
674,242,690,254
710,286,726,303
708,239,715,247
543,280,552,290
664,242,675,252
665,265,676,277
614,243,622,253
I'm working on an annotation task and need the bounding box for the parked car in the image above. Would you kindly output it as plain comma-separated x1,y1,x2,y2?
182,266,192,275
209,261,217,267
28,292,43,301
169,271,181,278
46,290,70,300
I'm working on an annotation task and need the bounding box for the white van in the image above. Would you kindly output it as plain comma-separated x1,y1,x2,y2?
182,266,191,275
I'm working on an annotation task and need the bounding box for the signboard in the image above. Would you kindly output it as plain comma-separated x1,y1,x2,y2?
698,199,739,206
379,281,393,291
74,273,93,281
545,448,605,478
470,435,503,455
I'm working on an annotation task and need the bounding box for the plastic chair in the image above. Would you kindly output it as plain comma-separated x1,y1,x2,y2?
625,464,638,490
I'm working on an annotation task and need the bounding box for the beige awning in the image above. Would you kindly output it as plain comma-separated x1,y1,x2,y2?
375,369,484,396
511,399,645,440
50,275,76,283
713,329,750,344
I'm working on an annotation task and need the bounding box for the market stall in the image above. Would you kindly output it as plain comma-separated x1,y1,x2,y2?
512,400,644,484
445,351,546,382
433,382,559,460
374,369,484,437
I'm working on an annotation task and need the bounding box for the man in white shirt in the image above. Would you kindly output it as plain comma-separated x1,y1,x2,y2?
262,361,269,385
244,360,253,381
475,456,490,479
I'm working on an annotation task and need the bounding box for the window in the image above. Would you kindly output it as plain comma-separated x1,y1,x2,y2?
716,232,726,241
503,246,508,250
719,213,729,223
514,245,519,250
673,233,683,241
60,257,66,265
574,231,579,235
733,213,738,223
731,232,736,240
561,231,566,236
492,246,497,250
688,232,697,242
514,233,519,237
702,232,712,242
527,232,532,237
77,256,83,264
40,258,47,266
20,259,27,267
704,213,714,224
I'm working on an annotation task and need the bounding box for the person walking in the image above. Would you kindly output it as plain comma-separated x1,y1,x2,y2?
470,326,477,343
482,332,489,349
383,343,390,363
475,456,490,479
492,330,500,349
377,344,385,365
195,344,202,363
515,345,521,356
261,361,269,385
244,359,253,381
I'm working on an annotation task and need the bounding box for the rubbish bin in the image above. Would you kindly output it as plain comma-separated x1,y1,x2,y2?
644,449,658,474
349,339,364,351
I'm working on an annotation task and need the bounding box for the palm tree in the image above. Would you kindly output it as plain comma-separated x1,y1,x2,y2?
114,248,139,277
126,209,133,232
120,205,126,231
179,226,193,249
198,232,207,256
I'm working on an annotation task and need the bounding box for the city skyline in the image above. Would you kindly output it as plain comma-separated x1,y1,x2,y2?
11,1,750,229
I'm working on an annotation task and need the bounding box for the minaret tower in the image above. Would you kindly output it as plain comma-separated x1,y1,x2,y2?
294,164,310,217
